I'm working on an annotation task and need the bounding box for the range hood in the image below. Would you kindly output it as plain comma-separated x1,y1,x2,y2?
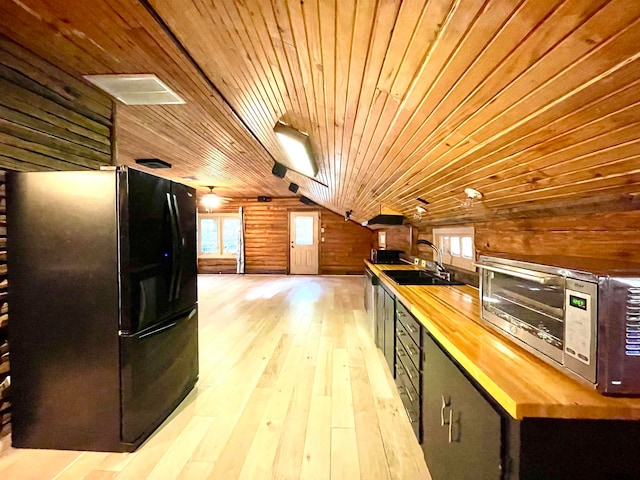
363,206,405,227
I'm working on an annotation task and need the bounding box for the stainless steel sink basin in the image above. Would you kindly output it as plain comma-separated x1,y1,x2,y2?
383,269,464,286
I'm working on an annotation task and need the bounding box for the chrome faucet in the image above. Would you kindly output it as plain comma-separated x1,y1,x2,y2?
416,239,450,280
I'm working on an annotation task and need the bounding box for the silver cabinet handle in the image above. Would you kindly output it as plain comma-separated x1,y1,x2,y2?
448,410,454,443
440,395,451,426
406,323,418,334
405,407,414,424
405,385,415,403
407,345,418,357
405,366,414,380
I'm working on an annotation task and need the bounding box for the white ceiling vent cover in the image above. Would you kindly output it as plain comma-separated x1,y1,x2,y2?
83,74,185,105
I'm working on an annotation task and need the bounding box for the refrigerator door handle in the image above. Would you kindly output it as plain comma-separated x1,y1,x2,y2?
171,193,183,301
166,192,179,302
121,308,197,339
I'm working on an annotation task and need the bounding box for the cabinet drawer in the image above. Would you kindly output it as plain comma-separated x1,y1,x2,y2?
396,353,420,402
396,302,421,347
397,376,420,440
397,327,422,372
396,346,420,388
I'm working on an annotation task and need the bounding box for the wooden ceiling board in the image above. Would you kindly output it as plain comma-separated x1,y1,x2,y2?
0,0,296,198
2,0,640,222
352,0,610,209
361,0,640,219
392,63,640,213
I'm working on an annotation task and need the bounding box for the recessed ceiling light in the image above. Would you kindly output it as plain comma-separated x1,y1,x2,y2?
83,74,185,105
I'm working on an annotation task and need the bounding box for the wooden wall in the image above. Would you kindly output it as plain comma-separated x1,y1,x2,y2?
414,209,640,268
0,35,113,171
320,209,375,275
198,198,374,275
475,210,640,264
0,38,113,450
0,172,8,447
373,226,415,255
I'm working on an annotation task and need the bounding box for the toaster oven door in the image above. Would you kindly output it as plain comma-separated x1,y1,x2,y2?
480,264,565,365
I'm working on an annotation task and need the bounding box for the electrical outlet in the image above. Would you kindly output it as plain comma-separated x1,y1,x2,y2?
413,258,420,266
321,237,325,242
421,259,427,268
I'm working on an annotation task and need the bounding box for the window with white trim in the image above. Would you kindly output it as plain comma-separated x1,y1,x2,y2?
432,226,475,271
198,213,239,258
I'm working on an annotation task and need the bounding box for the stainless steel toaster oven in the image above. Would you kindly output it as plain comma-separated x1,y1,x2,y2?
478,254,640,396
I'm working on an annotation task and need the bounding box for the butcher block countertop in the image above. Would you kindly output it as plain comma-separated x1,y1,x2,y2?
366,260,640,421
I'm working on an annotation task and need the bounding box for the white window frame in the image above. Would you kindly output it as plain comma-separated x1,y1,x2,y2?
432,225,476,272
197,213,239,259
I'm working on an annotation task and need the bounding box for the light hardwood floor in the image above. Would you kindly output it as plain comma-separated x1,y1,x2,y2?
0,275,429,479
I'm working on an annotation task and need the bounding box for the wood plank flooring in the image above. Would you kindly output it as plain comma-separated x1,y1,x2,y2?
0,275,429,479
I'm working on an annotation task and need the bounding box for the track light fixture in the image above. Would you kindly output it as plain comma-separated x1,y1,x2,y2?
274,121,318,178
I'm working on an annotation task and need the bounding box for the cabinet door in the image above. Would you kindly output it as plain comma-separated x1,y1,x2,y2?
375,286,384,349
422,332,502,480
383,290,395,377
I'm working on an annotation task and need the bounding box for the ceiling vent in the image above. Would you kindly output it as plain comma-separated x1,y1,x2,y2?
135,158,172,169
83,74,185,105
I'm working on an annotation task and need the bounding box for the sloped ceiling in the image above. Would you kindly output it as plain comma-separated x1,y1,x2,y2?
1,0,640,225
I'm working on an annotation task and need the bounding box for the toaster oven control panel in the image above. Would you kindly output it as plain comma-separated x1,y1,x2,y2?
564,278,598,383
565,289,592,365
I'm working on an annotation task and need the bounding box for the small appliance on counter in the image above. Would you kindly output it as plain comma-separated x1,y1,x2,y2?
370,249,404,264
477,254,640,396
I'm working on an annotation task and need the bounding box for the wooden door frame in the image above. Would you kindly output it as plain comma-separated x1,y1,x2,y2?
287,208,321,274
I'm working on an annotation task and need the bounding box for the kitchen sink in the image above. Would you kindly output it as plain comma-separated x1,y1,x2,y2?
383,269,464,286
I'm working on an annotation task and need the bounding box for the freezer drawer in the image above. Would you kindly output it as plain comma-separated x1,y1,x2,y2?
120,308,198,448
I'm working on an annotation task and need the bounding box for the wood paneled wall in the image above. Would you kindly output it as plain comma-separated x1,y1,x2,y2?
374,226,415,255
475,210,640,263
0,172,8,448
0,36,113,172
199,198,374,275
320,209,375,275
414,208,640,268
0,40,113,449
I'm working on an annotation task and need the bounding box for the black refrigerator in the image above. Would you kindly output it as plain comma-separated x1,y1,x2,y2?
6,167,199,452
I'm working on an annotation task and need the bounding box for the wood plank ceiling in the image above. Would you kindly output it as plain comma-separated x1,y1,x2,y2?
1,0,640,225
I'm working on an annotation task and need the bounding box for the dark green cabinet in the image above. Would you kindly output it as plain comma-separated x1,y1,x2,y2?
390,295,640,480
374,284,395,377
395,301,423,441
383,288,395,376
374,285,384,350
422,331,502,480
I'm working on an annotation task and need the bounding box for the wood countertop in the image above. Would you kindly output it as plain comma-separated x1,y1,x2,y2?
366,260,640,421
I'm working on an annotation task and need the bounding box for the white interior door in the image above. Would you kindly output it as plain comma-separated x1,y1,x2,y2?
289,211,319,275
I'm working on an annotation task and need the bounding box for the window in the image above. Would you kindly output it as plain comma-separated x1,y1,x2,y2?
198,213,239,258
433,226,475,271
294,216,314,245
